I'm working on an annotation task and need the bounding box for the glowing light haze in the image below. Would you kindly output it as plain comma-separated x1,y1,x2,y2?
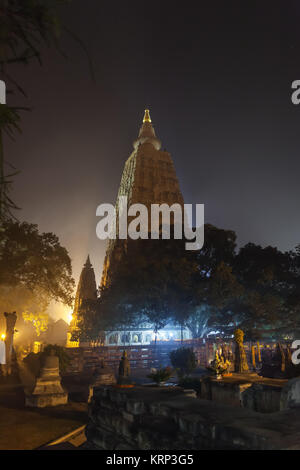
4,1,300,321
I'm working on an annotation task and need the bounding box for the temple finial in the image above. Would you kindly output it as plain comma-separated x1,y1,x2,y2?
85,255,91,267
143,109,151,123
133,109,161,150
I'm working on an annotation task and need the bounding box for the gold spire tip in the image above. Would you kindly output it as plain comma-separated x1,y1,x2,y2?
143,109,151,123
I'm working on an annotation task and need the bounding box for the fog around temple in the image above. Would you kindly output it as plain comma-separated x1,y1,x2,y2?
4,2,300,324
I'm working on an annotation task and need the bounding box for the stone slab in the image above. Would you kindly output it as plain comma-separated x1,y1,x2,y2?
25,391,68,408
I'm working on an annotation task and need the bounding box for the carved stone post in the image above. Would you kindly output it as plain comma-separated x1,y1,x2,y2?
234,329,249,373
251,345,256,369
276,342,286,372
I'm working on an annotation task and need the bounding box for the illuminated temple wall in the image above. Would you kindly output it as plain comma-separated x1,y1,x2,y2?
103,324,191,346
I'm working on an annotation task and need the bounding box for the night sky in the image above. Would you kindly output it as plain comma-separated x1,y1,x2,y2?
3,0,300,320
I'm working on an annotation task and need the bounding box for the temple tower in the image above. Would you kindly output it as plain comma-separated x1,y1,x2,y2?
100,109,184,288
70,256,97,336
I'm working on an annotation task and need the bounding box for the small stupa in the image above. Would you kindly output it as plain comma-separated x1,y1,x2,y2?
25,349,68,407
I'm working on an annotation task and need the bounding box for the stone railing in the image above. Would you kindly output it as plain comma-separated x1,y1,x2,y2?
85,385,300,450
65,343,187,374
65,340,287,375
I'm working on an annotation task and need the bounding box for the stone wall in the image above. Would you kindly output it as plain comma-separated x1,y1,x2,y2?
86,385,300,450
200,376,283,413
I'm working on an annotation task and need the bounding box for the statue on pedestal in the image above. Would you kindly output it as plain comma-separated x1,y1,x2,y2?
117,350,133,386
234,329,249,373
118,350,130,377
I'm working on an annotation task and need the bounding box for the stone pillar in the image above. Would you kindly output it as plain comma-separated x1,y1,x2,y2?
251,345,256,369
2,311,17,377
234,329,249,373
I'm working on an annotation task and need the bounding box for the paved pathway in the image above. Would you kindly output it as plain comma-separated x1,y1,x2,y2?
39,425,87,449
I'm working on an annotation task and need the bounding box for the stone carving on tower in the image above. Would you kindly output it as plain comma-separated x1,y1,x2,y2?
100,109,184,288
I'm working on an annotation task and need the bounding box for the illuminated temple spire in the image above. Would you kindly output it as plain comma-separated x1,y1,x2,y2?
100,109,184,288
133,108,161,150
70,255,97,334
85,255,92,268
75,255,97,305
143,109,151,123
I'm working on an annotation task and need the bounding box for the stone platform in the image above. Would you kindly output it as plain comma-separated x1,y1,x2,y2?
26,390,68,408
25,369,68,407
62,368,116,403
201,373,287,413
86,385,300,450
